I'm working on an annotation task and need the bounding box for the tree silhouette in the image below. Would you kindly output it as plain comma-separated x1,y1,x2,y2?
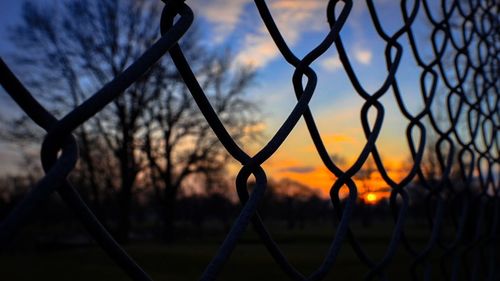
6,0,259,242
142,52,257,241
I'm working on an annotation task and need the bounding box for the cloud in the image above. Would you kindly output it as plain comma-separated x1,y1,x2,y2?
192,0,378,68
320,54,342,72
279,165,316,174
354,48,372,65
235,0,328,67
190,0,251,43
235,33,279,68
345,1,392,67
243,122,267,134
271,1,323,10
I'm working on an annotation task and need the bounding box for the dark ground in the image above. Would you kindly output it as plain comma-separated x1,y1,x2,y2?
2,221,492,281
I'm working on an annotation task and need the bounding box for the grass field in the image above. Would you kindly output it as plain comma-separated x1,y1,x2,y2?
0,222,495,280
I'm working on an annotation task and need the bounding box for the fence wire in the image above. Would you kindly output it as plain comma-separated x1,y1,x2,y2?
0,0,499,280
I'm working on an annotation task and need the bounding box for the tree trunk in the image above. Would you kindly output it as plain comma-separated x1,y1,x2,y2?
116,172,134,243
115,131,136,243
162,187,177,242
78,130,103,219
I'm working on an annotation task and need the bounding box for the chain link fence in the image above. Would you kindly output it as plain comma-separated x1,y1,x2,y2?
0,0,499,280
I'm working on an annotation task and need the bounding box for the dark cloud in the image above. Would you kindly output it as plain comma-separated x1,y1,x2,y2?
279,166,316,174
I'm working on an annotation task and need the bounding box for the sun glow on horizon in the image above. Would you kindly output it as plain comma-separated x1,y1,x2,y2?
365,193,378,204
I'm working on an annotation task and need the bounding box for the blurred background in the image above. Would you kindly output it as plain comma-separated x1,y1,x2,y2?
0,0,498,280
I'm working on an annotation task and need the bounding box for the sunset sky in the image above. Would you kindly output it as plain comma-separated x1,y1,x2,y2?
0,0,437,199
186,0,431,197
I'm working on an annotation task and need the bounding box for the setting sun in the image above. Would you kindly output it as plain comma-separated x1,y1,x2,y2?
365,193,378,204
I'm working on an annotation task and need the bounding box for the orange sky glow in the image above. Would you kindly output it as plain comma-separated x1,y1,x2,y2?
235,109,414,204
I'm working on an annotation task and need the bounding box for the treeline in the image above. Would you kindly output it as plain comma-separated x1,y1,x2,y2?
0,174,330,245
1,0,260,243
0,171,438,248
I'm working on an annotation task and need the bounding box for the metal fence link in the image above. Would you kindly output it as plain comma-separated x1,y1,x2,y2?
0,0,498,280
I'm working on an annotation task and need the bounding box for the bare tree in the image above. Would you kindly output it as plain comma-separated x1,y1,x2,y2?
5,0,260,242
355,157,377,195
142,52,258,240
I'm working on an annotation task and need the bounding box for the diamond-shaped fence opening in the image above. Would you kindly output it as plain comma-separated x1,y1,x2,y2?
0,0,498,280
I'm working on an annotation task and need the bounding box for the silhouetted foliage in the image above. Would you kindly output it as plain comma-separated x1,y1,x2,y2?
4,0,260,242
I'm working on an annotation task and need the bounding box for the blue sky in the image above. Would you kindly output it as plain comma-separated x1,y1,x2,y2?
0,0,434,192
185,0,430,190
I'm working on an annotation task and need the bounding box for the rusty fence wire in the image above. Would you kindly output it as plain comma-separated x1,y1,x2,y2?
0,0,499,280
